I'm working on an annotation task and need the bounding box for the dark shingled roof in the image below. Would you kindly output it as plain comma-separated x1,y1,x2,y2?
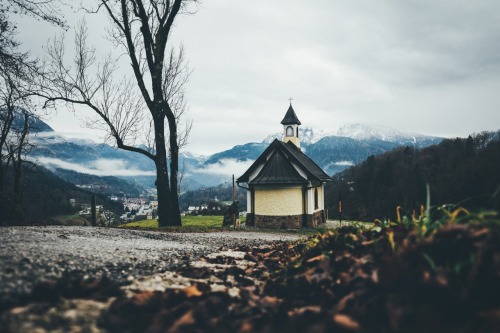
281,105,301,125
237,139,332,185
249,149,308,185
281,140,331,181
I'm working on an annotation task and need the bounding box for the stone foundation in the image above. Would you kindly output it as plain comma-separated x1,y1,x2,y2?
254,214,302,229
249,210,326,229
305,210,326,228
245,213,255,227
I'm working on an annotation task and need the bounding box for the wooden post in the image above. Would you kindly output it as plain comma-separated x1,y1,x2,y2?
339,191,342,227
232,175,236,226
91,194,97,226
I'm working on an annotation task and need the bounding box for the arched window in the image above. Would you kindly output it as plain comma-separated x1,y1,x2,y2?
286,126,294,137
314,188,319,209
296,127,299,137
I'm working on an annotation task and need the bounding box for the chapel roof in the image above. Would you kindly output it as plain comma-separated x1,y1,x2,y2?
280,104,302,125
249,148,308,185
237,139,331,185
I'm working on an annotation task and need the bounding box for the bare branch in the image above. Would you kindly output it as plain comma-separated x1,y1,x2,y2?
1,0,68,28
38,0,199,226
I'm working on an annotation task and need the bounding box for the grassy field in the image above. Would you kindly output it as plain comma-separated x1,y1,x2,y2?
122,215,239,228
120,215,322,234
120,215,249,232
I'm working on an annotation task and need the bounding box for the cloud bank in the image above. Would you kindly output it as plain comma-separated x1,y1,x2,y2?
37,157,156,177
193,158,255,178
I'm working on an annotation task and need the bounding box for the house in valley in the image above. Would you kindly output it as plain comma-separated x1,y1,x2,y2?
237,103,332,228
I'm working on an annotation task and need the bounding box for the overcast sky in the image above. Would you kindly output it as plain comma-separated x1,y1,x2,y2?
14,0,500,155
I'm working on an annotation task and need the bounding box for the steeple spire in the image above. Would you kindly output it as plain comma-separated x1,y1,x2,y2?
281,104,301,125
281,100,301,148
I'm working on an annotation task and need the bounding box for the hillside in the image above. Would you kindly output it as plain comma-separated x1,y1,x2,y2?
0,163,123,225
326,131,500,221
54,168,144,197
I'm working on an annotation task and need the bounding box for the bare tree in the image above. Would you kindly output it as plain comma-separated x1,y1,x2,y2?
38,1,197,226
7,108,33,203
0,13,35,195
0,77,17,192
0,0,68,28
0,1,67,224
0,61,36,206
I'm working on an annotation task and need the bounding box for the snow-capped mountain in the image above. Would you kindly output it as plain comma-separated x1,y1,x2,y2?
201,124,443,176
263,127,319,145
25,115,444,190
262,123,439,147
336,123,439,145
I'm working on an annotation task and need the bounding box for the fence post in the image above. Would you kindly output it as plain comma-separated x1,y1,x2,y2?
91,194,96,226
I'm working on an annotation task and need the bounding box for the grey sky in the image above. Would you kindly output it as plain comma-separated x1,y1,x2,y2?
13,0,500,155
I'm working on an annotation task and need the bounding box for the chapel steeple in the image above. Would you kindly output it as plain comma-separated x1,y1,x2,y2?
281,99,301,148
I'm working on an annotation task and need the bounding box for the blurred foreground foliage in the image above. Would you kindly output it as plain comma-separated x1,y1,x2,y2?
101,206,500,333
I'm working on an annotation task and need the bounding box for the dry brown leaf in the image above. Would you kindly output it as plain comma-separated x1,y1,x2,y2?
240,320,253,333
335,293,355,312
167,310,195,333
470,228,490,239
371,269,379,283
183,285,203,298
288,306,321,317
133,291,156,306
261,296,280,307
10,306,28,315
333,314,360,330
306,254,327,263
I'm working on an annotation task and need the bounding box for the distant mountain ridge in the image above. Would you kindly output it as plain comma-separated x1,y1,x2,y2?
264,123,440,145
210,125,443,176
26,116,444,189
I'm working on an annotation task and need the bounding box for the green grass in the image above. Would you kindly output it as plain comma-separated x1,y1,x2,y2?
121,215,247,232
119,215,319,234
123,215,234,228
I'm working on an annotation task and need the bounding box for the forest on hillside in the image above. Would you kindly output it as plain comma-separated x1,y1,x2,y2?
54,168,144,198
0,164,124,225
325,131,500,221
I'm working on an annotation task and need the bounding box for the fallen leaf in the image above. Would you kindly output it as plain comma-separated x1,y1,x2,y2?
10,306,27,315
133,291,156,306
333,314,360,330
183,285,203,298
288,306,321,317
261,296,280,306
306,254,327,263
240,320,253,333
166,310,195,333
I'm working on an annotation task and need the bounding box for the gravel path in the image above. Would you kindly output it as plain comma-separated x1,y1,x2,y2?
0,226,302,309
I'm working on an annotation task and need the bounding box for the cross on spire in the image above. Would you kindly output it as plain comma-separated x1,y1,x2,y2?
289,97,293,105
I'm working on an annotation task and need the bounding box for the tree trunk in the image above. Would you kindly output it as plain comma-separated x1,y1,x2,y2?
168,117,182,226
12,160,21,204
0,162,4,193
154,117,179,226
12,111,29,206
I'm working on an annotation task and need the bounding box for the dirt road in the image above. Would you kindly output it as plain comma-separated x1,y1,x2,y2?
0,226,302,310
